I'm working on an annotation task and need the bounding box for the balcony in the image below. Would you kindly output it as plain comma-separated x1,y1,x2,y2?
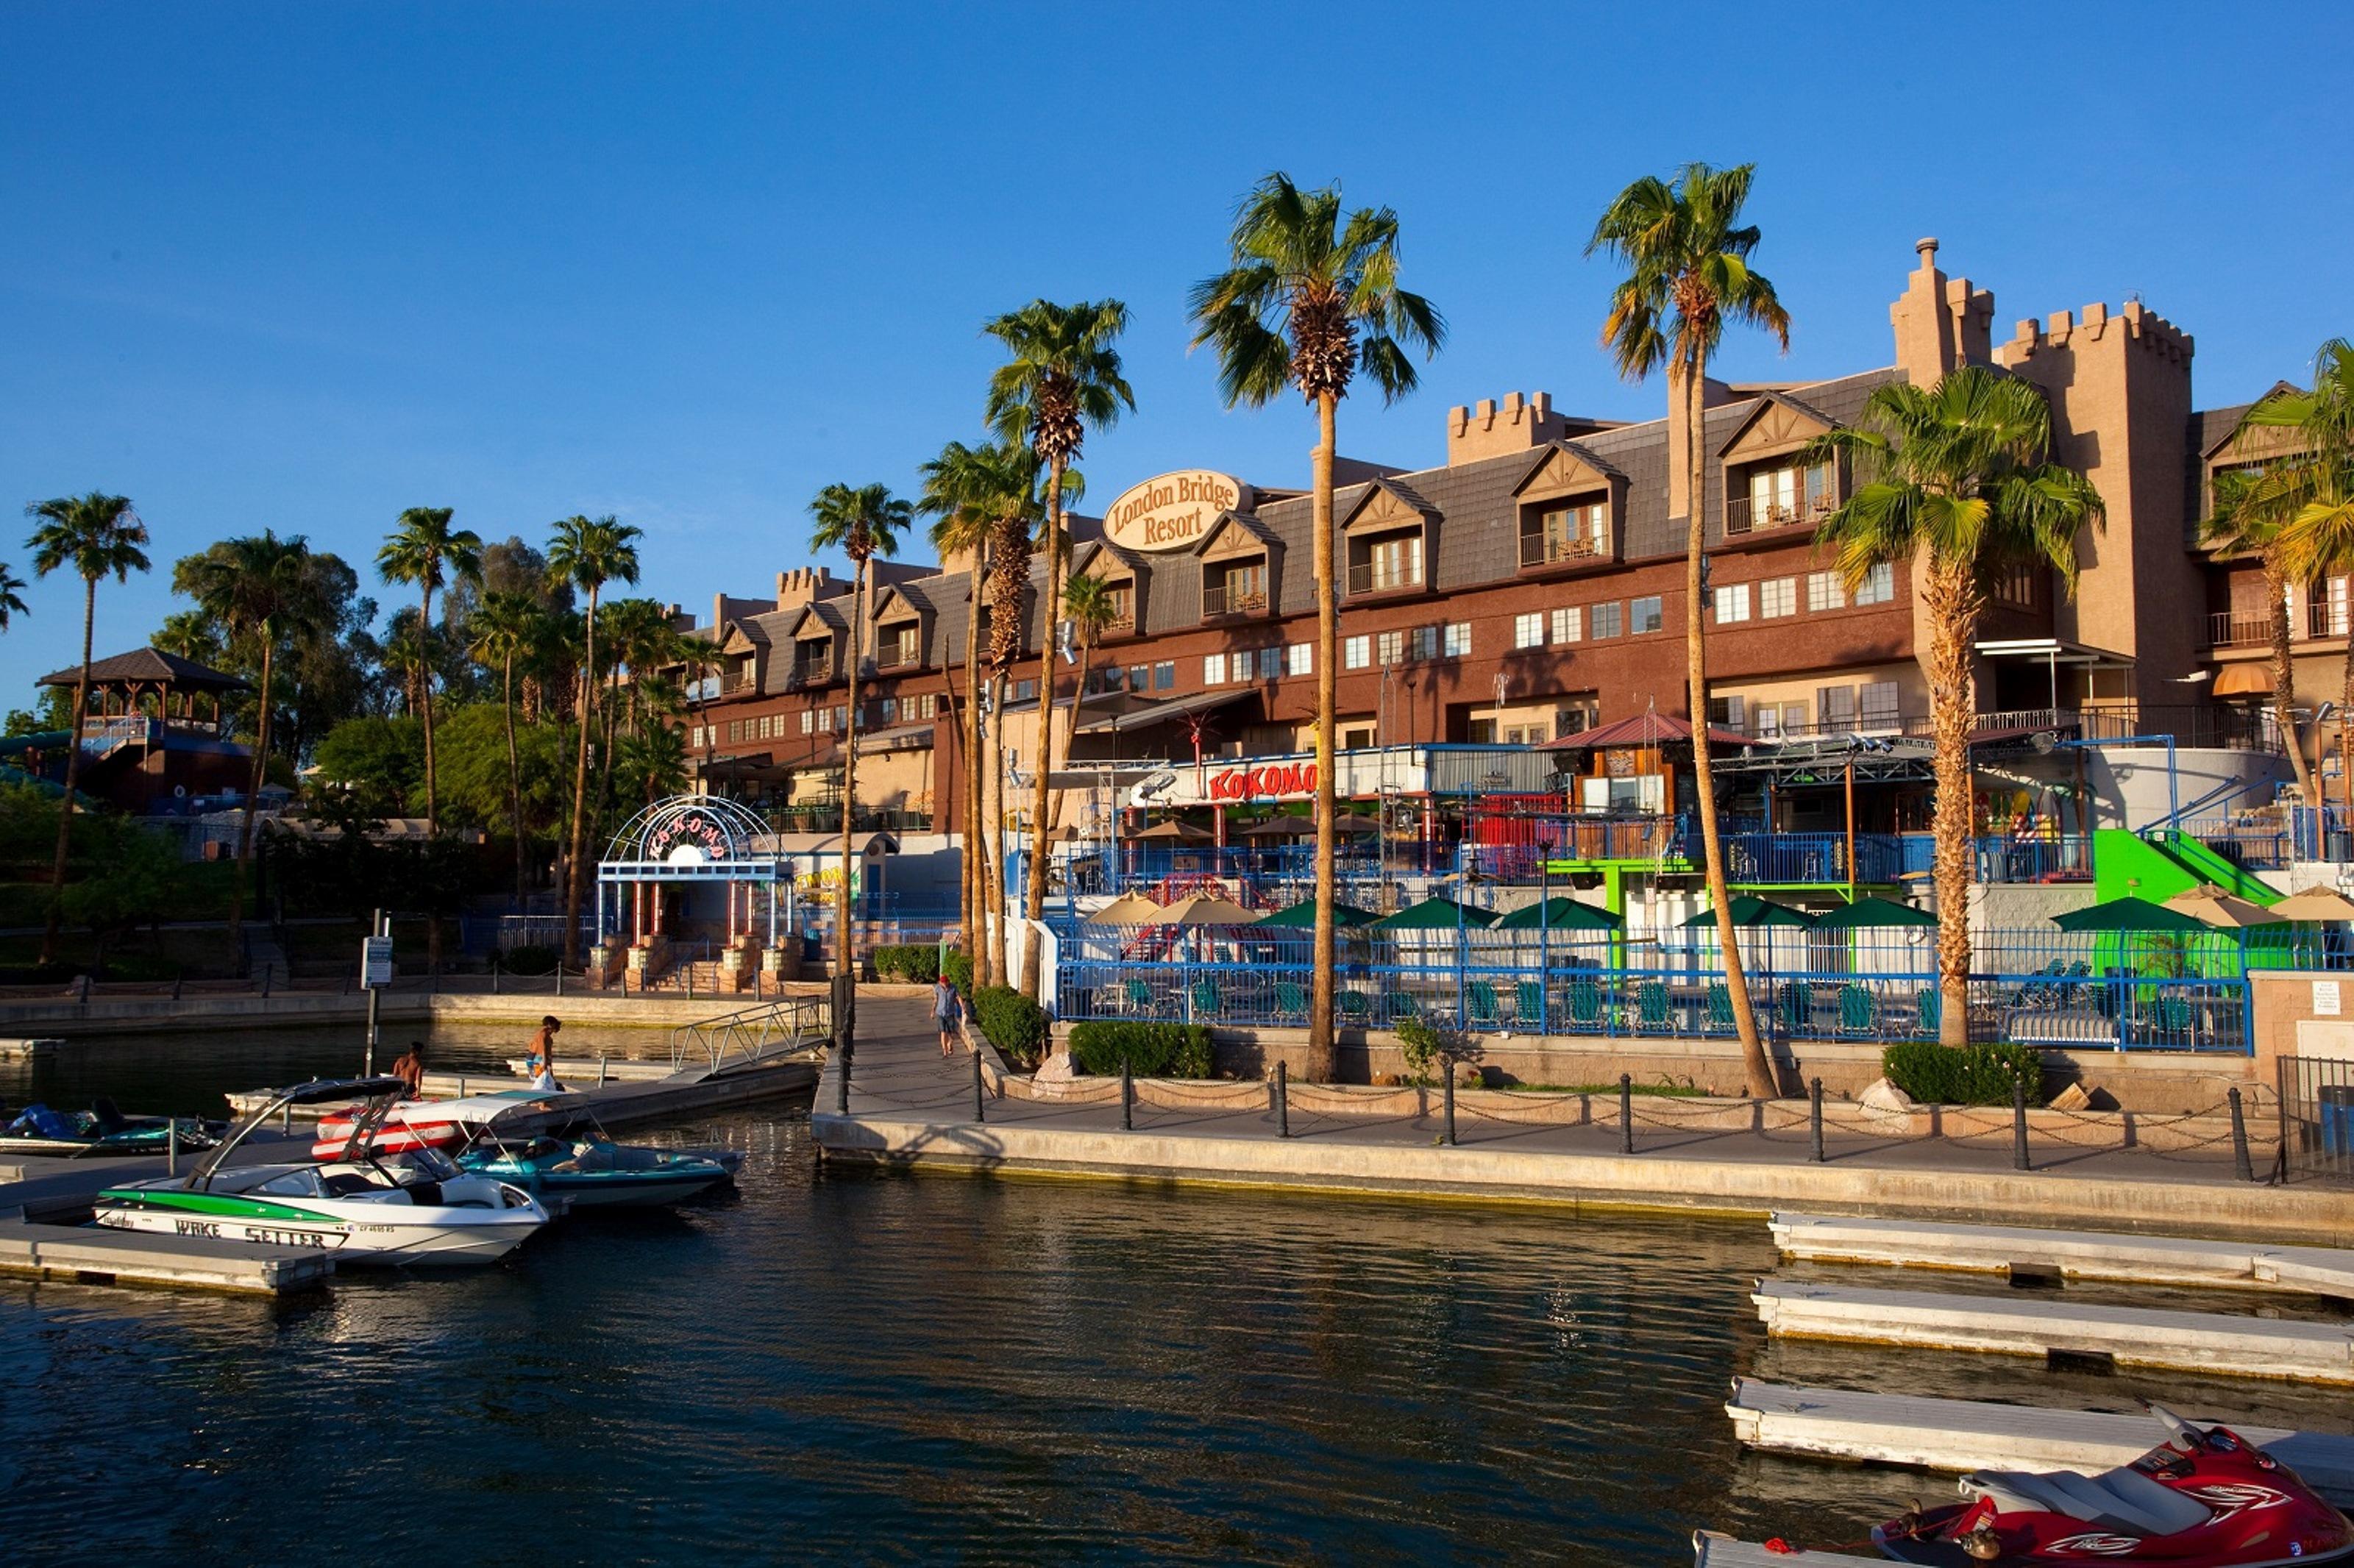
2208,611,2272,649
1346,559,1424,596
1200,582,1268,619
1725,494,1832,537
2311,600,2350,641
786,658,832,690
1518,528,1607,569
875,640,920,670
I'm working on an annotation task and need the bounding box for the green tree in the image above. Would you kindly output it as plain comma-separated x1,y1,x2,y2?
175,530,324,958
808,482,912,977
1188,173,1443,1080
1054,570,1117,838
63,822,185,975
545,514,641,967
1807,367,2103,1046
466,590,543,895
312,715,425,818
1590,162,1790,1096
25,491,151,965
377,506,483,836
2257,341,2354,822
0,564,26,632
153,609,221,665
984,299,1134,999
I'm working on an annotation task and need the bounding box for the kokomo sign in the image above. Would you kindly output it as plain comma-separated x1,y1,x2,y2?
1128,760,1318,808
1102,469,1252,553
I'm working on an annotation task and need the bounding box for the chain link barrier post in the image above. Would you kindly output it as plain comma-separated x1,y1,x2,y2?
2227,1086,2253,1182
1120,1058,1133,1132
972,1047,986,1123
1810,1077,1825,1163
2012,1076,2031,1172
1443,1064,1457,1147
1275,1061,1289,1138
1619,1073,1633,1155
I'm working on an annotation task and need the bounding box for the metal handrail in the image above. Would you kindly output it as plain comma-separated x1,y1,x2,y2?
667,993,832,1074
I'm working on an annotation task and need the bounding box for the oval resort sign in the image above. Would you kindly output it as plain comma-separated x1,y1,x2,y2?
1103,470,1251,553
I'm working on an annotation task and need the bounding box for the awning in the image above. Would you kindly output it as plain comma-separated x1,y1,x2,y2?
2212,663,2274,697
1073,688,1256,736
850,721,936,754
1974,637,2134,670
1541,711,1752,752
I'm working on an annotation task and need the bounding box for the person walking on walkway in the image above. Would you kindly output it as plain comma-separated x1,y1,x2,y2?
934,974,964,1058
526,1016,564,1091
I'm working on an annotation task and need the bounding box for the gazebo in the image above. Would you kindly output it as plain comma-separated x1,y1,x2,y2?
35,648,253,812
596,795,795,991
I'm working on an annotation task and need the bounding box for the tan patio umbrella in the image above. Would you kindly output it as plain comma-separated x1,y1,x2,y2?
1157,891,1261,925
2161,883,2286,928
1128,819,1212,844
2268,886,2354,922
1086,892,1163,924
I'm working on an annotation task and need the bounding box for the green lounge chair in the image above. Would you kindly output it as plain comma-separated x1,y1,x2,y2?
1634,980,1674,1035
1383,990,1418,1024
1123,978,1156,1016
1915,987,1941,1040
1275,980,1309,1023
1704,982,1735,1035
1337,988,1372,1025
1836,983,1877,1038
1515,980,1546,1030
1777,981,1811,1037
1568,977,1605,1031
1190,980,1221,1019
1467,980,1504,1029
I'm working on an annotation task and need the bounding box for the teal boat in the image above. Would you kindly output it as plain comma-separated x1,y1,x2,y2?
456,1135,738,1208
0,1100,221,1158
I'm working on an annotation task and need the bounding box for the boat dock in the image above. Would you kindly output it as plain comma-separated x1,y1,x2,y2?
0,1212,332,1294
1771,1211,2354,1297
1725,1378,2354,1503
1693,1533,1877,1566
1752,1277,2354,1383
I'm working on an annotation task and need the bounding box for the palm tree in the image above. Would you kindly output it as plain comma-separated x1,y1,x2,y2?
176,531,322,956
919,438,1039,987
594,598,677,835
673,631,725,785
1590,163,1790,1098
546,514,643,969
377,507,483,837
25,492,150,966
1189,172,1444,1081
153,609,220,664
1807,368,2103,1047
467,590,542,897
0,565,27,632
984,299,1135,999
1053,571,1118,838
2254,341,2354,825
808,482,913,980
2206,464,2320,809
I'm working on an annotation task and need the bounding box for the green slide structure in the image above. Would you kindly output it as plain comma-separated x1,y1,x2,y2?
2093,827,2281,905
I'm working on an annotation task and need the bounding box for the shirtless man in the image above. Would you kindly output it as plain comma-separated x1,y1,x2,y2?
525,1016,563,1091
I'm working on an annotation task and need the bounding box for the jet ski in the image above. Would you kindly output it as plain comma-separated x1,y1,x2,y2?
1873,1403,2354,1564
0,1098,221,1158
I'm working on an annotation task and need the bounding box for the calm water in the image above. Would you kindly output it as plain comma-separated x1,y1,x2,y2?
4,1047,2345,1564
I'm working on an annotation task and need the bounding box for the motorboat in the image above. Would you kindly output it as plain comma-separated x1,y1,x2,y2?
0,1099,221,1158
458,1135,739,1209
1872,1404,2354,1564
308,1089,561,1161
93,1078,552,1266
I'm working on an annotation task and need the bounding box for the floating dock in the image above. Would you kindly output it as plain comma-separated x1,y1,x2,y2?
1693,1532,1877,1566
0,1214,330,1295
0,1037,63,1061
1752,1279,2354,1384
1725,1378,2354,1504
1772,1211,2354,1298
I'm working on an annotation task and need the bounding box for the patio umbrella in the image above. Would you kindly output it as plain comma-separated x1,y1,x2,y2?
1156,891,1261,925
1371,897,1498,930
1128,819,1212,844
1236,816,1313,838
2269,886,2354,922
1086,893,1163,924
2049,897,2208,933
1492,896,1622,930
1811,896,1937,930
2161,883,2286,929
1256,897,1379,927
1682,895,1814,928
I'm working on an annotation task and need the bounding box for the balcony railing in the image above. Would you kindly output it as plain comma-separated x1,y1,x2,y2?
1201,582,1268,619
2208,611,2272,649
787,658,832,689
1725,494,1832,537
1518,528,1607,569
875,641,920,669
2311,600,2350,640
1346,560,1423,596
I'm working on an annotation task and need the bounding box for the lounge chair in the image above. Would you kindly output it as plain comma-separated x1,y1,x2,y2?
1515,980,1546,1030
1567,977,1606,1031
1123,978,1158,1017
1704,982,1735,1036
1189,980,1221,1019
1914,987,1941,1040
1336,988,1372,1027
1467,980,1504,1030
1383,990,1419,1025
1836,983,1877,1038
1777,980,1813,1037
1633,979,1674,1035
1275,980,1309,1024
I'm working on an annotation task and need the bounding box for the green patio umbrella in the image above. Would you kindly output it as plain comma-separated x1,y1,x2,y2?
1256,897,1379,928
1812,896,1937,930
2049,897,2209,933
1682,894,1813,928
1371,897,1498,930
1493,896,1622,930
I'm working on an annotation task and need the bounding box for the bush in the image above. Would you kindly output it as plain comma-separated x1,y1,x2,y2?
941,948,973,999
1067,1020,1214,1080
870,944,940,984
1882,1041,2049,1108
972,985,1048,1069
501,944,558,976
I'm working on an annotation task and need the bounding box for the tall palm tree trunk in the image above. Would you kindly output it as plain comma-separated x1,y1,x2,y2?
2340,630,2354,830
1681,360,1771,1096
838,564,864,979
228,632,277,961
503,655,527,899
561,590,600,969
1308,393,1340,1083
1054,635,1094,836
420,582,439,832
1019,472,1066,998
986,666,1011,986
1923,560,1980,1047
2266,561,2318,815
963,551,988,984
40,578,97,967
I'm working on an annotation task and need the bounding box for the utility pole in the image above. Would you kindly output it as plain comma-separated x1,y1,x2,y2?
361,908,391,1076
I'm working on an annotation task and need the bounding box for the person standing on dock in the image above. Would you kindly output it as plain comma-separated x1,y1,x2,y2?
391,1041,427,1097
527,1016,564,1091
934,974,964,1058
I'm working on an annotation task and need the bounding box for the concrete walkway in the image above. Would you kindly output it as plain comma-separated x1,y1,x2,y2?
818,999,2354,1244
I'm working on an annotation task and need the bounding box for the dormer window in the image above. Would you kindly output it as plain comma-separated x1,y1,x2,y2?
1729,459,1834,535
1521,498,1609,568
1103,579,1134,632
1203,559,1267,619
1348,532,1423,596
876,621,920,669
793,637,833,686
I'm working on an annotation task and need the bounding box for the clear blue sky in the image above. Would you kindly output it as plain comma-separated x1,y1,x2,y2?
2,1,2346,707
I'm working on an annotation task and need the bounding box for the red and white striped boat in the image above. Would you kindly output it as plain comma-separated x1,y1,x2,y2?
309,1091,566,1161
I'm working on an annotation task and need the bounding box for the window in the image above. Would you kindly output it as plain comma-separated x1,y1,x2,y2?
877,624,919,667
1127,664,1149,692
1012,682,1035,703
800,711,814,735
1376,630,1404,664
1554,698,1599,738
1409,626,1440,660
1340,724,1376,749
1468,718,1496,744
1204,653,1227,685
1153,662,1175,691
1631,596,1663,634
1853,563,1896,606
1258,646,1282,679
1817,685,1857,730
1760,577,1796,619
1806,571,1845,613
1513,612,1545,649
1732,460,1835,534
1105,582,1133,628
880,698,898,724
1551,606,1582,644
1345,635,1371,670
1713,583,1752,624
1287,643,1312,676
1443,621,1471,657
1354,532,1423,594
1752,700,1808,740
1707,696,1746,730
1207,559,1267,617
833,705,848,730
1521,499,1609,567
691,726,706,749
1860,680,1901,730
1590,602,1623,640
817,707,833,733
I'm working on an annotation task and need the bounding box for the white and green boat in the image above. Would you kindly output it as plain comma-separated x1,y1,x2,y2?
93,1077,552,1266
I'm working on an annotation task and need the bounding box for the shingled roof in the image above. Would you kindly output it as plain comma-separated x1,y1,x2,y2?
38,648,249,691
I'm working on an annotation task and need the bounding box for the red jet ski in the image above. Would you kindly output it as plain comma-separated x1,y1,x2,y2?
1872,1405,2353,1565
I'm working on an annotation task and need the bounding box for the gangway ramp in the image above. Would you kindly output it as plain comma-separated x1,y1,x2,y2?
1771,1211,2354,1298
1752,1279,2354,1384
1726,1378,2354,1505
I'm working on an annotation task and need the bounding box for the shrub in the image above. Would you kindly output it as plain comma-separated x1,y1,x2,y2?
501,944,558,976
941,948,973,999
869,944,939,983
972,985,1048,1069
1394,1013,1466,1087
1882,1041,2048,1108
1067,1020,1214,1080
